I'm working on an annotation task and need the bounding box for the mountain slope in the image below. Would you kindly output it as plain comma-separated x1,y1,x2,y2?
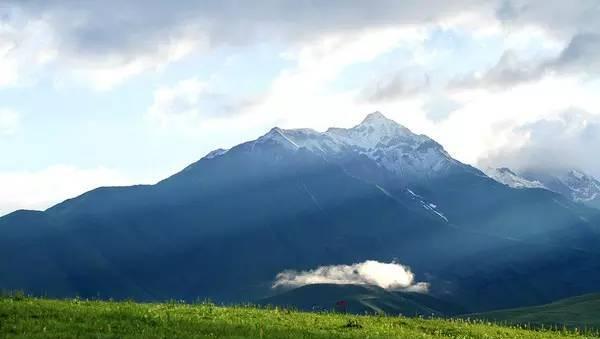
485,167,547,189
1,112,600,313
521,169,600,209
0,131,450,302
258,284,466,316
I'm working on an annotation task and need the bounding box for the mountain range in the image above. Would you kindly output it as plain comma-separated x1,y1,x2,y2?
487,167,600,209
2,112,600,313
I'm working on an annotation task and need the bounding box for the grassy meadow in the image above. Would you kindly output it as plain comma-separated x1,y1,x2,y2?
1,294,599,339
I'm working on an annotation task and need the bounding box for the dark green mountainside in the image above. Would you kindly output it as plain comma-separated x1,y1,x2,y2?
471,293,600,329
2,112,600,313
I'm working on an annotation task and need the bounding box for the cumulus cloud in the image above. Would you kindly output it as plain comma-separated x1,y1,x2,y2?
3,1,599,89
496,0,600,38
0,1,495,89
0,3,204,89
8,1,489,50
273,260,429,293
479,110,600,177
451,50,546,89
0,109,20,136
0,10,56,88
550,33,600,74
452,33,600,90
0,165,133,216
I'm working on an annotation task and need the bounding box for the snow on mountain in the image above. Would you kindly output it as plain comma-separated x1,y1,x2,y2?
515,169,600,209
241,112,467,180
203,148,229,159
485,166,600,208
485,167,547,189
550,170,600,205
559,170,600,203
406,188,449,222
196,111,469,222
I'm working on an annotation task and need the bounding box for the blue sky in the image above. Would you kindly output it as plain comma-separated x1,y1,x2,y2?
2,0,600,215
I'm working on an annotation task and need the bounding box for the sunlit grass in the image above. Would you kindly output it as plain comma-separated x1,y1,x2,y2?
1,294,598,338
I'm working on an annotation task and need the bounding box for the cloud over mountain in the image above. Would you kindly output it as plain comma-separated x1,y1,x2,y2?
480,109,600,178
273,260,429,293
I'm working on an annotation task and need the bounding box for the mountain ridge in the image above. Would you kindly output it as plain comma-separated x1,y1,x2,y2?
485,166,600,210
2,112,600,313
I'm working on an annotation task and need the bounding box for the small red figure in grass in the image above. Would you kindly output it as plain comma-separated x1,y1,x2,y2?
335,300,348,313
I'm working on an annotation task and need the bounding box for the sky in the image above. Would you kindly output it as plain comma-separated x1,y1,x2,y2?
2,0,600,215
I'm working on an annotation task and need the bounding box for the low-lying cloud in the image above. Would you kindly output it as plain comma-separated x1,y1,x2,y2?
273,260,429,293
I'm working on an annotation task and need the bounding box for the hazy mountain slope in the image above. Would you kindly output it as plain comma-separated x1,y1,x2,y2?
1,112,600,312
471,293,600,329
485,167,547,189
0,134,450,301
521,169,600,210
258,284,466,316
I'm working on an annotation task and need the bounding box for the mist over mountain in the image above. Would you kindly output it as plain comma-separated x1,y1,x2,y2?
2,112,600,313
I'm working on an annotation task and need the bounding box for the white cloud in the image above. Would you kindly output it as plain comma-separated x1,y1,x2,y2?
363,72,430,103
451,33,600,90
273,260,429,293
0,4,206,90
2,0,600,181
436,75,600,165
71,34,205,91
496,0,600,39
480,110,600,177
147,78,210,128
0,109,20,136
0,12,56,88
146,78,261,134
0,165,133,216
2,0,599,91
142,27,427,137
242,27,428,131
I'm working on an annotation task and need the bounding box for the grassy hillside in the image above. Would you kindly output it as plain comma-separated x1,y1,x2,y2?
259,284,466,316
471,294,600,330
1,295,598,338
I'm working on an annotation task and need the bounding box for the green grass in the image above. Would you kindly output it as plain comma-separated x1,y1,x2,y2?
470,294,600,330
1,295,598,338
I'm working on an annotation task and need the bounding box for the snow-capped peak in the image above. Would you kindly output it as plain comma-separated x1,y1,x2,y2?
560,169,600,204
256,127,301,149
361,111,394,124
357,111,411,134
325,112,422,150
249,112,468,180
203,148,229,160
485,167,546,189
512,168,600,209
